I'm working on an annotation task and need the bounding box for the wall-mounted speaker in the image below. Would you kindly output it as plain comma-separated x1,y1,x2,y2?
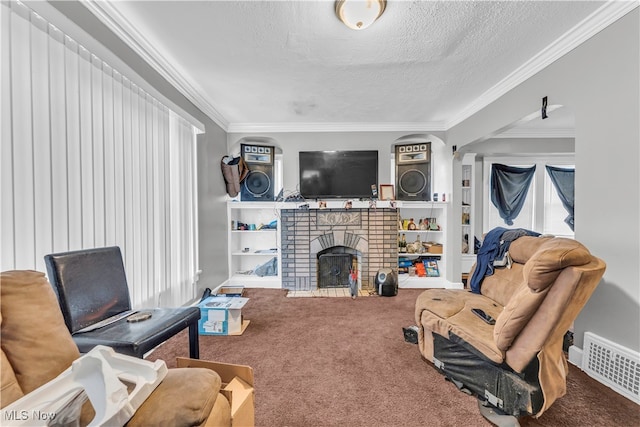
395,143,431,201
240,144,275,201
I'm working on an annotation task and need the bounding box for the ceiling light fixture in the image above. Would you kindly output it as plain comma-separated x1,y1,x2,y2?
335,0,387,30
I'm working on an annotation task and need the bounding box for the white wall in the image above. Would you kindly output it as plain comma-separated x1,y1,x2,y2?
448,10,640,353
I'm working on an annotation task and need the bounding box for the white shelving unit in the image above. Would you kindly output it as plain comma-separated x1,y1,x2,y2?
227,201,281,288
396,201,452,288
461,155,477,274
226,200,460,289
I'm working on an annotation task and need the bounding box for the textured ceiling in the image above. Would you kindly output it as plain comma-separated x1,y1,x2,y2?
94,0,609,132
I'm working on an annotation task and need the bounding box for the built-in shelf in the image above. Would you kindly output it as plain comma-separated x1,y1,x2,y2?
230,230,277,234
461,156,477,275
227,200,461,290
397,275,450,288
397,202,458,288
228,202,281,288
231,251,278,256
398,253,442,258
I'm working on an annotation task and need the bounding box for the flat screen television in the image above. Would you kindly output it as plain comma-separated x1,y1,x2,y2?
299,150,378,199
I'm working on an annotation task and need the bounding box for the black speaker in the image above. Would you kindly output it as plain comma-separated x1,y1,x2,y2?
375,268,398,297
395,143,431,201
240,144,275,201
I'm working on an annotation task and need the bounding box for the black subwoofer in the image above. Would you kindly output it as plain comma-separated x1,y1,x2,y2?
395,143,431,201
375,268,398,297
241,144,275,201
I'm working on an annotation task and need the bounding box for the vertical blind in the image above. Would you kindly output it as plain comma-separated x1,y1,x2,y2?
1,1,200,307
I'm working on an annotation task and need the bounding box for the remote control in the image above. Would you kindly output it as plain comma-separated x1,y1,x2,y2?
471,308,496,325
127,311,153,323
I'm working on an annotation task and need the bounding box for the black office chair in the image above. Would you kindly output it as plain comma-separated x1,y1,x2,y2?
44,246,200,359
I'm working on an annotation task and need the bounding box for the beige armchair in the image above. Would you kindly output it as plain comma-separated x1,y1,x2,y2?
414,236,605,422
0,270,231,426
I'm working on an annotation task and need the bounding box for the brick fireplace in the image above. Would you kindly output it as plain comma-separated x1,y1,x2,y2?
280,208,397,291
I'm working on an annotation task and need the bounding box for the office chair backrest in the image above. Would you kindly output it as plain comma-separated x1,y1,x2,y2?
44,246,132,334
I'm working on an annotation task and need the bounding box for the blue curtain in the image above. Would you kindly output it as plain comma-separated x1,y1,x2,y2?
490,164,536,225
545,165,575,231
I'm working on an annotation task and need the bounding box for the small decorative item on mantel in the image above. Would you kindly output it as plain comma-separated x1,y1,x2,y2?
380,184,395,201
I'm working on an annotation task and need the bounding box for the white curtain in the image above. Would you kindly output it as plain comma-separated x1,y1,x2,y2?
1,1,200,307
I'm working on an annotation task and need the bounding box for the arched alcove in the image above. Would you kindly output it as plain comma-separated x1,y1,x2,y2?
227,136,284,200
228,136,283,156
390,133,449,200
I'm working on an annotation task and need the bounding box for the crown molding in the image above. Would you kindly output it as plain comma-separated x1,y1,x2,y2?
445,0,639,130
82,0,229,131
226,121,448,134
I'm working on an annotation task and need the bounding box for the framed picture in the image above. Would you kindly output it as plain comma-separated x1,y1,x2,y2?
380,184,395,201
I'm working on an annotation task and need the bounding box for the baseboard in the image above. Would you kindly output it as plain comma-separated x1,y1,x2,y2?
568,344,583,367
188,280,230,307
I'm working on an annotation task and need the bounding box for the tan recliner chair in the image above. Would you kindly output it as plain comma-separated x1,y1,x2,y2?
0,270,231,426
414,236,605,422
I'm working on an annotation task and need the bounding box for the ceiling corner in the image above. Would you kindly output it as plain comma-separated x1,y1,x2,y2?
82,0,230,131
445,0,638,130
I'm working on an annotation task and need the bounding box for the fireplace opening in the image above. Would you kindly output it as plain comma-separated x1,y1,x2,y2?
318,254,351,288
317,246,359,288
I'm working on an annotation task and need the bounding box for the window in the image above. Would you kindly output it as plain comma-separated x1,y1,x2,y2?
483,156,575,238
543,170,574,236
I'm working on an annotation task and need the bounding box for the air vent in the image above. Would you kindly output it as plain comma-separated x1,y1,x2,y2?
582,332,640,404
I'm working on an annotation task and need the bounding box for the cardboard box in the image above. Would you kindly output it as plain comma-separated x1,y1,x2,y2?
198,296,250,335
177,358,254,427
427,243,443,254
215,285,246,297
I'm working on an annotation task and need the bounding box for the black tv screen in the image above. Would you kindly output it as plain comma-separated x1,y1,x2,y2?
299,150,378,199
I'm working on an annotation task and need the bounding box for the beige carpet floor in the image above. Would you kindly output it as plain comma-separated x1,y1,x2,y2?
147,288,640,427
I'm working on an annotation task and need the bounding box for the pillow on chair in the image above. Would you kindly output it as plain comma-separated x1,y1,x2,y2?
0,270,80,394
